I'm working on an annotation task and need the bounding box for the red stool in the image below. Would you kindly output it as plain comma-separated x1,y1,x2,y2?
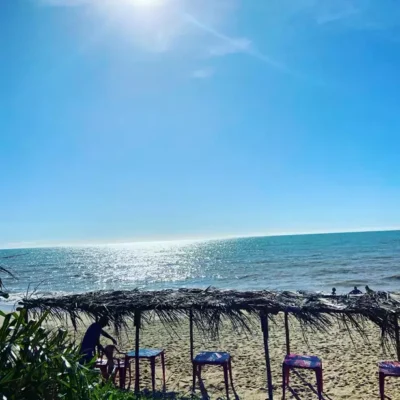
378,361,400,400
282,354,323,400
95,351,129,389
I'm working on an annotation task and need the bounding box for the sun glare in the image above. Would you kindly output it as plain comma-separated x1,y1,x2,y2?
97,0,180,52
128,0,165,7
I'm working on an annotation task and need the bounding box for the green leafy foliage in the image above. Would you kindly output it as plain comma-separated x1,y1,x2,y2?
0,309,99,400
0,310,192,400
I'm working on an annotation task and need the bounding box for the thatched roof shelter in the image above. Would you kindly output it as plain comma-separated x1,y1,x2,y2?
20,288,400,399
20,288,400,338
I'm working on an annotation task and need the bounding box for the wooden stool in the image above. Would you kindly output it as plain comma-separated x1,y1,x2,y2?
125,348,166,392
378,361,400,400
282,354,323,400
192,351,234,399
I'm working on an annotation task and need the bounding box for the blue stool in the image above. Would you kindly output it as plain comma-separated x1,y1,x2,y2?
125,348,166,392
192,351,234,399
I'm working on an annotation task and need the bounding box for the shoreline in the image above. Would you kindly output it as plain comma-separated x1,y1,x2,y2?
0,301,17,313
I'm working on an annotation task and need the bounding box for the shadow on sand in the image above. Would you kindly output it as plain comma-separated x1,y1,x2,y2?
193,368,239,400
129,369,337,400
285,370,334,400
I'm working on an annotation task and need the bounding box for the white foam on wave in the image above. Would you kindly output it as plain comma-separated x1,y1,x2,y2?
1,290,76,305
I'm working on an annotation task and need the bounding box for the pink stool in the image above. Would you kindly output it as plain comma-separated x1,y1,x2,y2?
378,361,400,400
95,357,129,389
282,354,323,400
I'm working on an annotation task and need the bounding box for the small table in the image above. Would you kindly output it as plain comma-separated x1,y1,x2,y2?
192,351,234,399
125,348,166,392
378,361,400,400
282,354,323,400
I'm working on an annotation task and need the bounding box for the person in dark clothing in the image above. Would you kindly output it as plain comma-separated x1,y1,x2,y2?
331,287,336,296
80,316,117,364
349,286,362,295
365,285,374,294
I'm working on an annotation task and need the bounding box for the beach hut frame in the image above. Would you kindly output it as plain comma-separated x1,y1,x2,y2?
21,288,400,399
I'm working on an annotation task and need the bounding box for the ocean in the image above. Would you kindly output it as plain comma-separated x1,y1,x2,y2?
1,230,400,304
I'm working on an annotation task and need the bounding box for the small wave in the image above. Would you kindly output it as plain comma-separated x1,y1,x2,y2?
306,260,325,265
308,253,323,259
372,255,394,260
330,279,371,286
1,290,77,304
384,275,400,281
313,268,354,277
234,274,260,279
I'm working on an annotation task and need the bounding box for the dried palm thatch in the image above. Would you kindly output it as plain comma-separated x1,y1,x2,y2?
19,288,400,345
20,288,400,398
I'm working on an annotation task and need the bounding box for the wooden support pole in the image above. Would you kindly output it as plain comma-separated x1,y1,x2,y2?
394,313,400,362
189,309,194,362
284,311,290,355
261,312,274,400
134,311,141,394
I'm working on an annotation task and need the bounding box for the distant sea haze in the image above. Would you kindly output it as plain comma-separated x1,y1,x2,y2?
1,230,400,302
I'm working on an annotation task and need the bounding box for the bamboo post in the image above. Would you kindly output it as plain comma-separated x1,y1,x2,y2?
394,313,400,362
261,312,274,400
134,311,141,393
189,309,194,362
284,311,290,355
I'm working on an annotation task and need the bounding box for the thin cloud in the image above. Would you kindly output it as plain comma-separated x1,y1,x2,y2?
184,13,295,75
36,0,308,80
316,6,359,25
290,0,400,31
312,1,360,25
191,67,214,79
208,37,252,57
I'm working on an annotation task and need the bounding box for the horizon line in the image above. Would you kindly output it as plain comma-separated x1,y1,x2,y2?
1,227,400,250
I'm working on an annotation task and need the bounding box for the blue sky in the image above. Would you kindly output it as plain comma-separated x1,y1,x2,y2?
2,0,400,248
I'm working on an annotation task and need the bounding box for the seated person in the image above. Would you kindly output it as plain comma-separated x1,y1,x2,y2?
80,316,117,364
349,286,362,295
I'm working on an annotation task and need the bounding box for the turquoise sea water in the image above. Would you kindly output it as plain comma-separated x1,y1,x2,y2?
1,230,400,302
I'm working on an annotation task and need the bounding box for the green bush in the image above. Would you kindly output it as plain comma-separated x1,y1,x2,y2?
0,309,99,400
0,310,193,400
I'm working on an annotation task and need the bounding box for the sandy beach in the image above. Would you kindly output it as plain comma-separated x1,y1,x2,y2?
61,314,400,400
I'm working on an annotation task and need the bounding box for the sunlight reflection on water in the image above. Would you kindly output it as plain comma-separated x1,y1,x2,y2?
2,231,400,300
